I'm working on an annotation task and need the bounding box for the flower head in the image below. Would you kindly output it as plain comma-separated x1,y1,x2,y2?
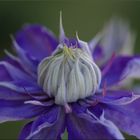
38,43,101,105
0,14,140,140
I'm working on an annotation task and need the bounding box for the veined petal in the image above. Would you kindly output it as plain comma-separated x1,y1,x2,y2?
19,121,33,140
67,104,124,140
101,18,135,56
101,56,140,87
0,61,34,82
0,86,31,100
12,38,38,72
0,62,12,81
20,106,65,140
95,90,140,105
0,52,25,82
0,99,46,123
100,94,140,138
5,50,36,78
90,18,135,64
15,24,58,62
0,82,39,93
0,80,48,101
0,58,43,100
88,33,103,62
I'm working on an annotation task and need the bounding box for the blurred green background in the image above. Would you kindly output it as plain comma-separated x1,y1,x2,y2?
0,0,140,139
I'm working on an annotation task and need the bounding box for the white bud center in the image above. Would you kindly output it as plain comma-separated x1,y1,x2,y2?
37,45,101,105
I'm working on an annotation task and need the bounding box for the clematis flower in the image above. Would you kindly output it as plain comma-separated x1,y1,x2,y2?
0,14,140,140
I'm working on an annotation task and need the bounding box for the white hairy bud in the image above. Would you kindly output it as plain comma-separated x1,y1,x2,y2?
37,44,101,105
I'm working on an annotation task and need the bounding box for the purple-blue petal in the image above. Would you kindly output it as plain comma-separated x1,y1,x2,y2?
103,98,140,138
5,50,37,77
0,57,44,100
0,61,35,82
0,63,12,81
92,44,104,62
15,24,58,62
19,121,33,140
0,56,42,93
101,56,140,87
95,90,138,105
90,18,135,65
0,99,46,123
12,39,39,72
0,76,47,101
0,86,31,100
96,90,140,138
21,106,65,140
67,104,124,140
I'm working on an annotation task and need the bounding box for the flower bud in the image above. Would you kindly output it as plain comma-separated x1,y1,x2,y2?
38,44,101,105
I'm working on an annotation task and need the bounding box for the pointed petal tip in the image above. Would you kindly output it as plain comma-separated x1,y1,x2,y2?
59,11,63,31
59,10,62,19
59,11,66,42
10,34,15,42
10,35,18,47
75,31,79,41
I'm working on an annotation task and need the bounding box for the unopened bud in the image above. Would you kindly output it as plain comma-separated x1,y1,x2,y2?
38,44,101,105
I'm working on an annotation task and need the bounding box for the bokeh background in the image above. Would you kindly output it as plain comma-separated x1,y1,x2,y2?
0,0,140,139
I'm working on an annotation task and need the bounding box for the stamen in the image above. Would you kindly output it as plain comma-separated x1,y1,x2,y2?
102,81,107,97
64,103,72,114
23,87,31,96
102,52,116,76
86,99,99,106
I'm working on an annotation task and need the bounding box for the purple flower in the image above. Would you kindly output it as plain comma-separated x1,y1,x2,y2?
0,14,140,140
